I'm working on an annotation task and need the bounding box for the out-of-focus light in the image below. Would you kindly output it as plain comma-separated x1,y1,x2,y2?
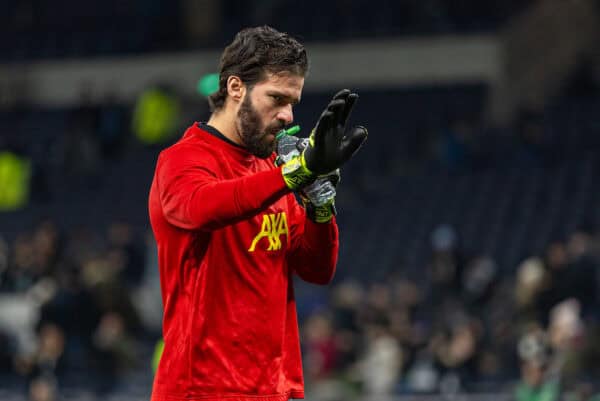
152,338,164,373
0,151,31,211
197,73,219,97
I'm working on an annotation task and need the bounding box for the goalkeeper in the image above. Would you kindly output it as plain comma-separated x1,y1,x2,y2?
148,25,367,401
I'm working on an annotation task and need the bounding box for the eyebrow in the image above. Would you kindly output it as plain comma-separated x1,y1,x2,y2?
268,91,300,105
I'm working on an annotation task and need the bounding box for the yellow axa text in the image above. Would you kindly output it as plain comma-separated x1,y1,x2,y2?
248,212,289,252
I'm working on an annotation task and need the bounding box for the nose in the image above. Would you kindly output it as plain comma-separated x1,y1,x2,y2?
277,105,293,125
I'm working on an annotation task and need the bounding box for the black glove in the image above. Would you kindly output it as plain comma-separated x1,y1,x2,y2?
280,89,367,190
303,89,368,175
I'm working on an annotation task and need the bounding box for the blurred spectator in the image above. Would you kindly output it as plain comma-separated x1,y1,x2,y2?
389,277,426,350
564,228,598,319
8,233,42,292
91,311,138,392
329,281,363,371
428,224,467,305
430,313,481,384
130,229,163,333
35,324,65,376
303,312,338,381
357,321,403,396
547,299,589,388
461,256,498,309
534,234,598,327
536,240,572,324
515,326,560,401
515,257,548,324
405,351,440,393
515,359,560,401
15,323,66,383
28,375,58,401
1,220,61,293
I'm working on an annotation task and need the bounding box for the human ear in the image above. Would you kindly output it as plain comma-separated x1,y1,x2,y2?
227,76,245,102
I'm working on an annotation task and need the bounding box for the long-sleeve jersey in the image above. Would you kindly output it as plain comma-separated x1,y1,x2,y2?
148,123,339,401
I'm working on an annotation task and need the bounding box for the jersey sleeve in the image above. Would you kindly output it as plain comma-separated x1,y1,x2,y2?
286,195,339,285
156,145,290,231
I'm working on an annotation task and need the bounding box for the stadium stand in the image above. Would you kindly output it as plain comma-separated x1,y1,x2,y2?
1,84,599,399
0,0,533,61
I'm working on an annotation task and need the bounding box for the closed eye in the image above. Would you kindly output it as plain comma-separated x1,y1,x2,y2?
269,93,300,106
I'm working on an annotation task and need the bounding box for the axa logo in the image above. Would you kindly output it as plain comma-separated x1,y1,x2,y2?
248,212,289,252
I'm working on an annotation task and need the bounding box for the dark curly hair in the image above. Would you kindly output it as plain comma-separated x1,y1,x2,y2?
208,26,308,112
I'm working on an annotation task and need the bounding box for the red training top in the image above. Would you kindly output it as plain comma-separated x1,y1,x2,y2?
148,123,339,401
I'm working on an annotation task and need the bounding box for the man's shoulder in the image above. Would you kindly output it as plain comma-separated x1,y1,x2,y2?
159,124,215,160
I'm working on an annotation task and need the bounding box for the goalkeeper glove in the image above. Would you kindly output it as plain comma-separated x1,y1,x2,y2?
277,135,340,223
280,89,367,189
300,180,338,223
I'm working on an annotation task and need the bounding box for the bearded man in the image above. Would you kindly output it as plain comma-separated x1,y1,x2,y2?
148,25,367,401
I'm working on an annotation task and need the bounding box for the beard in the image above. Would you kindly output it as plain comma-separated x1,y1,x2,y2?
237,95,283,159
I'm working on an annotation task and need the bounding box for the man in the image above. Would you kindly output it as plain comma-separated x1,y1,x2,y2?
148,26,367,401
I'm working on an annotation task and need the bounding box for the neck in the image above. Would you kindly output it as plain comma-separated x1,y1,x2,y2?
207,108,243,146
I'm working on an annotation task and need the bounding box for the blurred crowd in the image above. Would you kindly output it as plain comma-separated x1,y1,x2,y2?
299,224,600,401
0,219,159,400
3,216,599,400
1,74,600,400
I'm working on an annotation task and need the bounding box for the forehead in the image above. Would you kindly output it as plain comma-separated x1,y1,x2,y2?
254,71,304,97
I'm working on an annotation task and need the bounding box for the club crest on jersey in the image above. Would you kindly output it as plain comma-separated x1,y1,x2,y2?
248,212,289,252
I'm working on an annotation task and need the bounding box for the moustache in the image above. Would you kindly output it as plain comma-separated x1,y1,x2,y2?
265,123,285,136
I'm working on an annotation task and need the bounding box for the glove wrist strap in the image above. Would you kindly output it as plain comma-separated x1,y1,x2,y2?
305,199,336,223
281,154,315,190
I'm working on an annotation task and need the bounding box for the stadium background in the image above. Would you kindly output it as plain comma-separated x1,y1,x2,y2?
1,0,600,400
